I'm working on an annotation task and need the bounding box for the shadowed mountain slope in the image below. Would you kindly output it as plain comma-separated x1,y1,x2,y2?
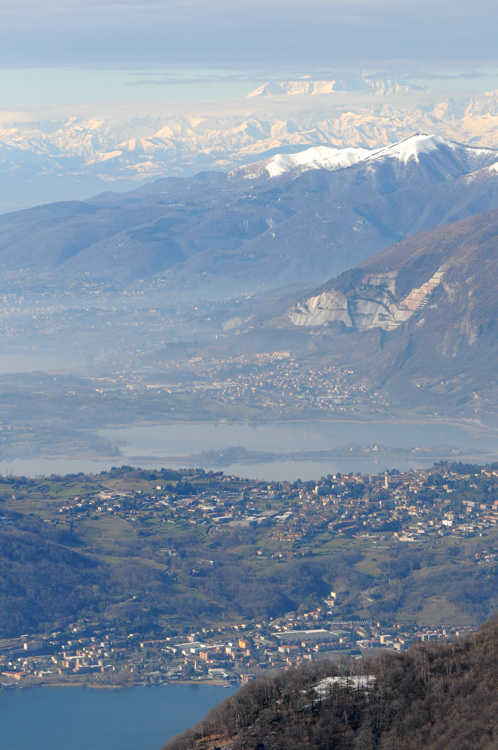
284,207,498,415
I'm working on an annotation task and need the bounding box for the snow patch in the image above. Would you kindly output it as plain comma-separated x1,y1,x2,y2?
365,134,445,165
315,675,375,696
266,146,370,177
85,150,123,165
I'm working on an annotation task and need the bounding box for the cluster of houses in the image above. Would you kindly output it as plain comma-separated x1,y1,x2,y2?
94,352,380,415
54,465,498,545
0,610,477,689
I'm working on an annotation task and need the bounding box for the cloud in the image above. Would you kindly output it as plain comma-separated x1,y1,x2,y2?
1,0,498,70
406,70,492,82
126,72,257,87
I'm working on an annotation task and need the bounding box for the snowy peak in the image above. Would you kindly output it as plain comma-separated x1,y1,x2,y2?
233,135,498,182
265,146,370,177
366,134,445,164
246,74,418,98
247,80,344,97
363,134,498,176
362,133,487,164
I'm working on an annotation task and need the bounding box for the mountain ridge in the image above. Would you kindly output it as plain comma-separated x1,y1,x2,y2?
246,72,419,97
231,134,498,180
162,614,498,750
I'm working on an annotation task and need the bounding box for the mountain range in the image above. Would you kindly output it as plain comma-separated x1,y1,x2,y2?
246,72,418,97
3,81,498,211
2,133,498,300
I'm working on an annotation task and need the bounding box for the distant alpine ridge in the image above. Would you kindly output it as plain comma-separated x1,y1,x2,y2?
2,134,498,299
246,72,418,97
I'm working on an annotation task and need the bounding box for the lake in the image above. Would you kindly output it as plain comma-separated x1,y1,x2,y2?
0,419,497,481
0,454,448,482
100,419,498,455
96,418,498,481
0,684,235,750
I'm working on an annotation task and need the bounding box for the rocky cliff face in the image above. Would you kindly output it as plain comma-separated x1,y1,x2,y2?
289,267,444,331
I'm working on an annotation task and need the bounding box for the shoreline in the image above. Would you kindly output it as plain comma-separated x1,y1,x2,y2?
3,449,496,472
1,678,231,691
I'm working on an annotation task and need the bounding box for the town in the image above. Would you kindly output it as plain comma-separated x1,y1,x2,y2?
0,460,496,689
0,345,397,464
0,615,475,690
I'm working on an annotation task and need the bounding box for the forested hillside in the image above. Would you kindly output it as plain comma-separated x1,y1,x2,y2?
163,614,498,750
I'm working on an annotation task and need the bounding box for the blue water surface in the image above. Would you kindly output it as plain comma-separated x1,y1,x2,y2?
0,683,235,750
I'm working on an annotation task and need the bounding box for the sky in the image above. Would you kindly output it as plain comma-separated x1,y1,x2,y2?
2,0,498,109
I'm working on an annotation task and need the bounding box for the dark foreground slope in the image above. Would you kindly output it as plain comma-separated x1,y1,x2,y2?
163,615,498,750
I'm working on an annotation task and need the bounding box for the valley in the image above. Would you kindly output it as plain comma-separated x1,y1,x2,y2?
1,134,498,463
1,131,498,716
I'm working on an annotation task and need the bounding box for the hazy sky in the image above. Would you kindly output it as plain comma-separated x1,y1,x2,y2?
1,0,498,107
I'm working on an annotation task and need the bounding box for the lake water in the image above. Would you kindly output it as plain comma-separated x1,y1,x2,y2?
96,419,498,481
0,351,87,373
0,684,235,750
100,419,498,455
0,454,448,482
0,419,497,482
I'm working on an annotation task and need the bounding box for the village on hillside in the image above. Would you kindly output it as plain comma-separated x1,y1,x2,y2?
1,461,496,688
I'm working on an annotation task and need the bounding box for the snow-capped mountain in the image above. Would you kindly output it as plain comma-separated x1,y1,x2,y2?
2,134,498,299
232,145,371,179
4,88,498,213
233,134,498,181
